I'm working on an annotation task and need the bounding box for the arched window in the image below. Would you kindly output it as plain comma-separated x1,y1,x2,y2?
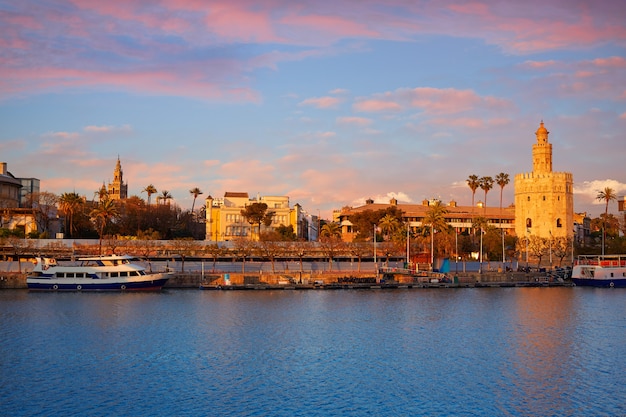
556,218,562,228
526,218,532,228
527,196,530,202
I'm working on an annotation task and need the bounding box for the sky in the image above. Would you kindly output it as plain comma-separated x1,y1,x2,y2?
1,0,625,220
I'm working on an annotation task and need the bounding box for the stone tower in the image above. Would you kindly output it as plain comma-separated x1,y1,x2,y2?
514,122,573,239
107,157,128,201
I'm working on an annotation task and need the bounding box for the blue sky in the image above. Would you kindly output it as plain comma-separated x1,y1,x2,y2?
1,0,625,219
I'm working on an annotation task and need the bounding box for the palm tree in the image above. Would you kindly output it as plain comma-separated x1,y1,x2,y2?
378,214,399,241
596,187,617,255
158,190,173,205
320,222,341,238
495,172,510,210
467,174,480,209
479,176,494,208
189,187,203,213
422,201,449,265
142,184,157,206
94,183,108,202
90,198,119,255
58,192,84,238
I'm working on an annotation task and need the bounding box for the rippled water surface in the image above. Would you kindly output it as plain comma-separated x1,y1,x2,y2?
1,288,625,416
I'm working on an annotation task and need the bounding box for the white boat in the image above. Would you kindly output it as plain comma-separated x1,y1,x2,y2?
27,255,173,291
571,255,626,288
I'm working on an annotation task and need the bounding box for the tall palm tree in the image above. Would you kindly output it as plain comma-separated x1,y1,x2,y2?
597,187,617,217
58,192,84,238
158,190,173,205
90,198,119,255
467,174,480,209
142,184,157,206
479,176,494,208
189,187,203,212
422,201,449,264
495,172,510,210
596,187,617,255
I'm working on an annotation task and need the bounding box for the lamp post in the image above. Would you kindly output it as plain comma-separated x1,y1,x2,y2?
373,224,377,278
406,223,410,267
430,224,434,270
479,227,483,274
525,228,529,269
455,226,458,274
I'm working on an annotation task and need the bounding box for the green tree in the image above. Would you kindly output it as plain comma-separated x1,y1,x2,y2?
467,174,480,208
422,201,449,260
142,184,157,206
596,187,617,253
157,190,173,205
495,172,510,210
479,176,494,208
378,214,399,241
90,198,120,255
240,202,273,240
58,192,84,238
189,187,203,213
320,222,341,238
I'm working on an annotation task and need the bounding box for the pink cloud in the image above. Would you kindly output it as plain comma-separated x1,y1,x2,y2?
354,87,512,115
299,96,341,109
336,116,373,127
353,99,403,113
591,56,626,68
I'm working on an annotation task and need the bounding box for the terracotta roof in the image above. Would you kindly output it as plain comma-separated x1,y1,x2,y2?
224,192,249,198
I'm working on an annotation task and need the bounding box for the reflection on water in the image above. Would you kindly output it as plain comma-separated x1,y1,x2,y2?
1,288,625,416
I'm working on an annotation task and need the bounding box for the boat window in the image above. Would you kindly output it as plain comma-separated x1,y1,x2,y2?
610,273,614,277
66,273,74,278
120,272,128,277
56,272,64,278
111,272,119,277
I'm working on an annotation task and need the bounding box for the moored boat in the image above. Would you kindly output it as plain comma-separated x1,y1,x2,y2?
27,255,173,291
571,255,626,288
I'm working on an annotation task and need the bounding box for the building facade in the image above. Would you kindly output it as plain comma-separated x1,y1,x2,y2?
205,192,315,242
339,198,515,242
514,121,574,240
0,162,38,235
107,157,128,201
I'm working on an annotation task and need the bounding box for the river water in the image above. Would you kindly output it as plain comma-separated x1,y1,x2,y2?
1,288,625,416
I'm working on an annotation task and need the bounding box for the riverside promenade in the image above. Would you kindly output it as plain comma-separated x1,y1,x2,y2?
0,261,572,290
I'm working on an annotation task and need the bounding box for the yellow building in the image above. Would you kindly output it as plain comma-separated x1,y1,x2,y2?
205,192,315,241
514,121,573,240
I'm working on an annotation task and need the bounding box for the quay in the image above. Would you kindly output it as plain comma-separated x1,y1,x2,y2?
0,263,572,290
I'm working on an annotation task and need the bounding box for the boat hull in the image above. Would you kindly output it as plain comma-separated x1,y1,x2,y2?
571,278,626,288
27,274,171,291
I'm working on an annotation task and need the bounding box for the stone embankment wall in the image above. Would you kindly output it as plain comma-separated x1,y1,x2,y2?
0,271,555,290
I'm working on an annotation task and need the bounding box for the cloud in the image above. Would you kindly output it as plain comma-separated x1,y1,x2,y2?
354,87,512,115
299,96,342,109
336,116,372,127
574,179,626,209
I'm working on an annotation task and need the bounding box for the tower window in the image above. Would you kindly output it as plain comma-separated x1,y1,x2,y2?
543,196,546,201
556,219,562,228
527,196,530,202
526,218,532,228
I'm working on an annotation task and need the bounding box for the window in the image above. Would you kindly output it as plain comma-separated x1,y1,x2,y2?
543,196,546,201
526,218,532,228
527,196,530,202
556,218,562,228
